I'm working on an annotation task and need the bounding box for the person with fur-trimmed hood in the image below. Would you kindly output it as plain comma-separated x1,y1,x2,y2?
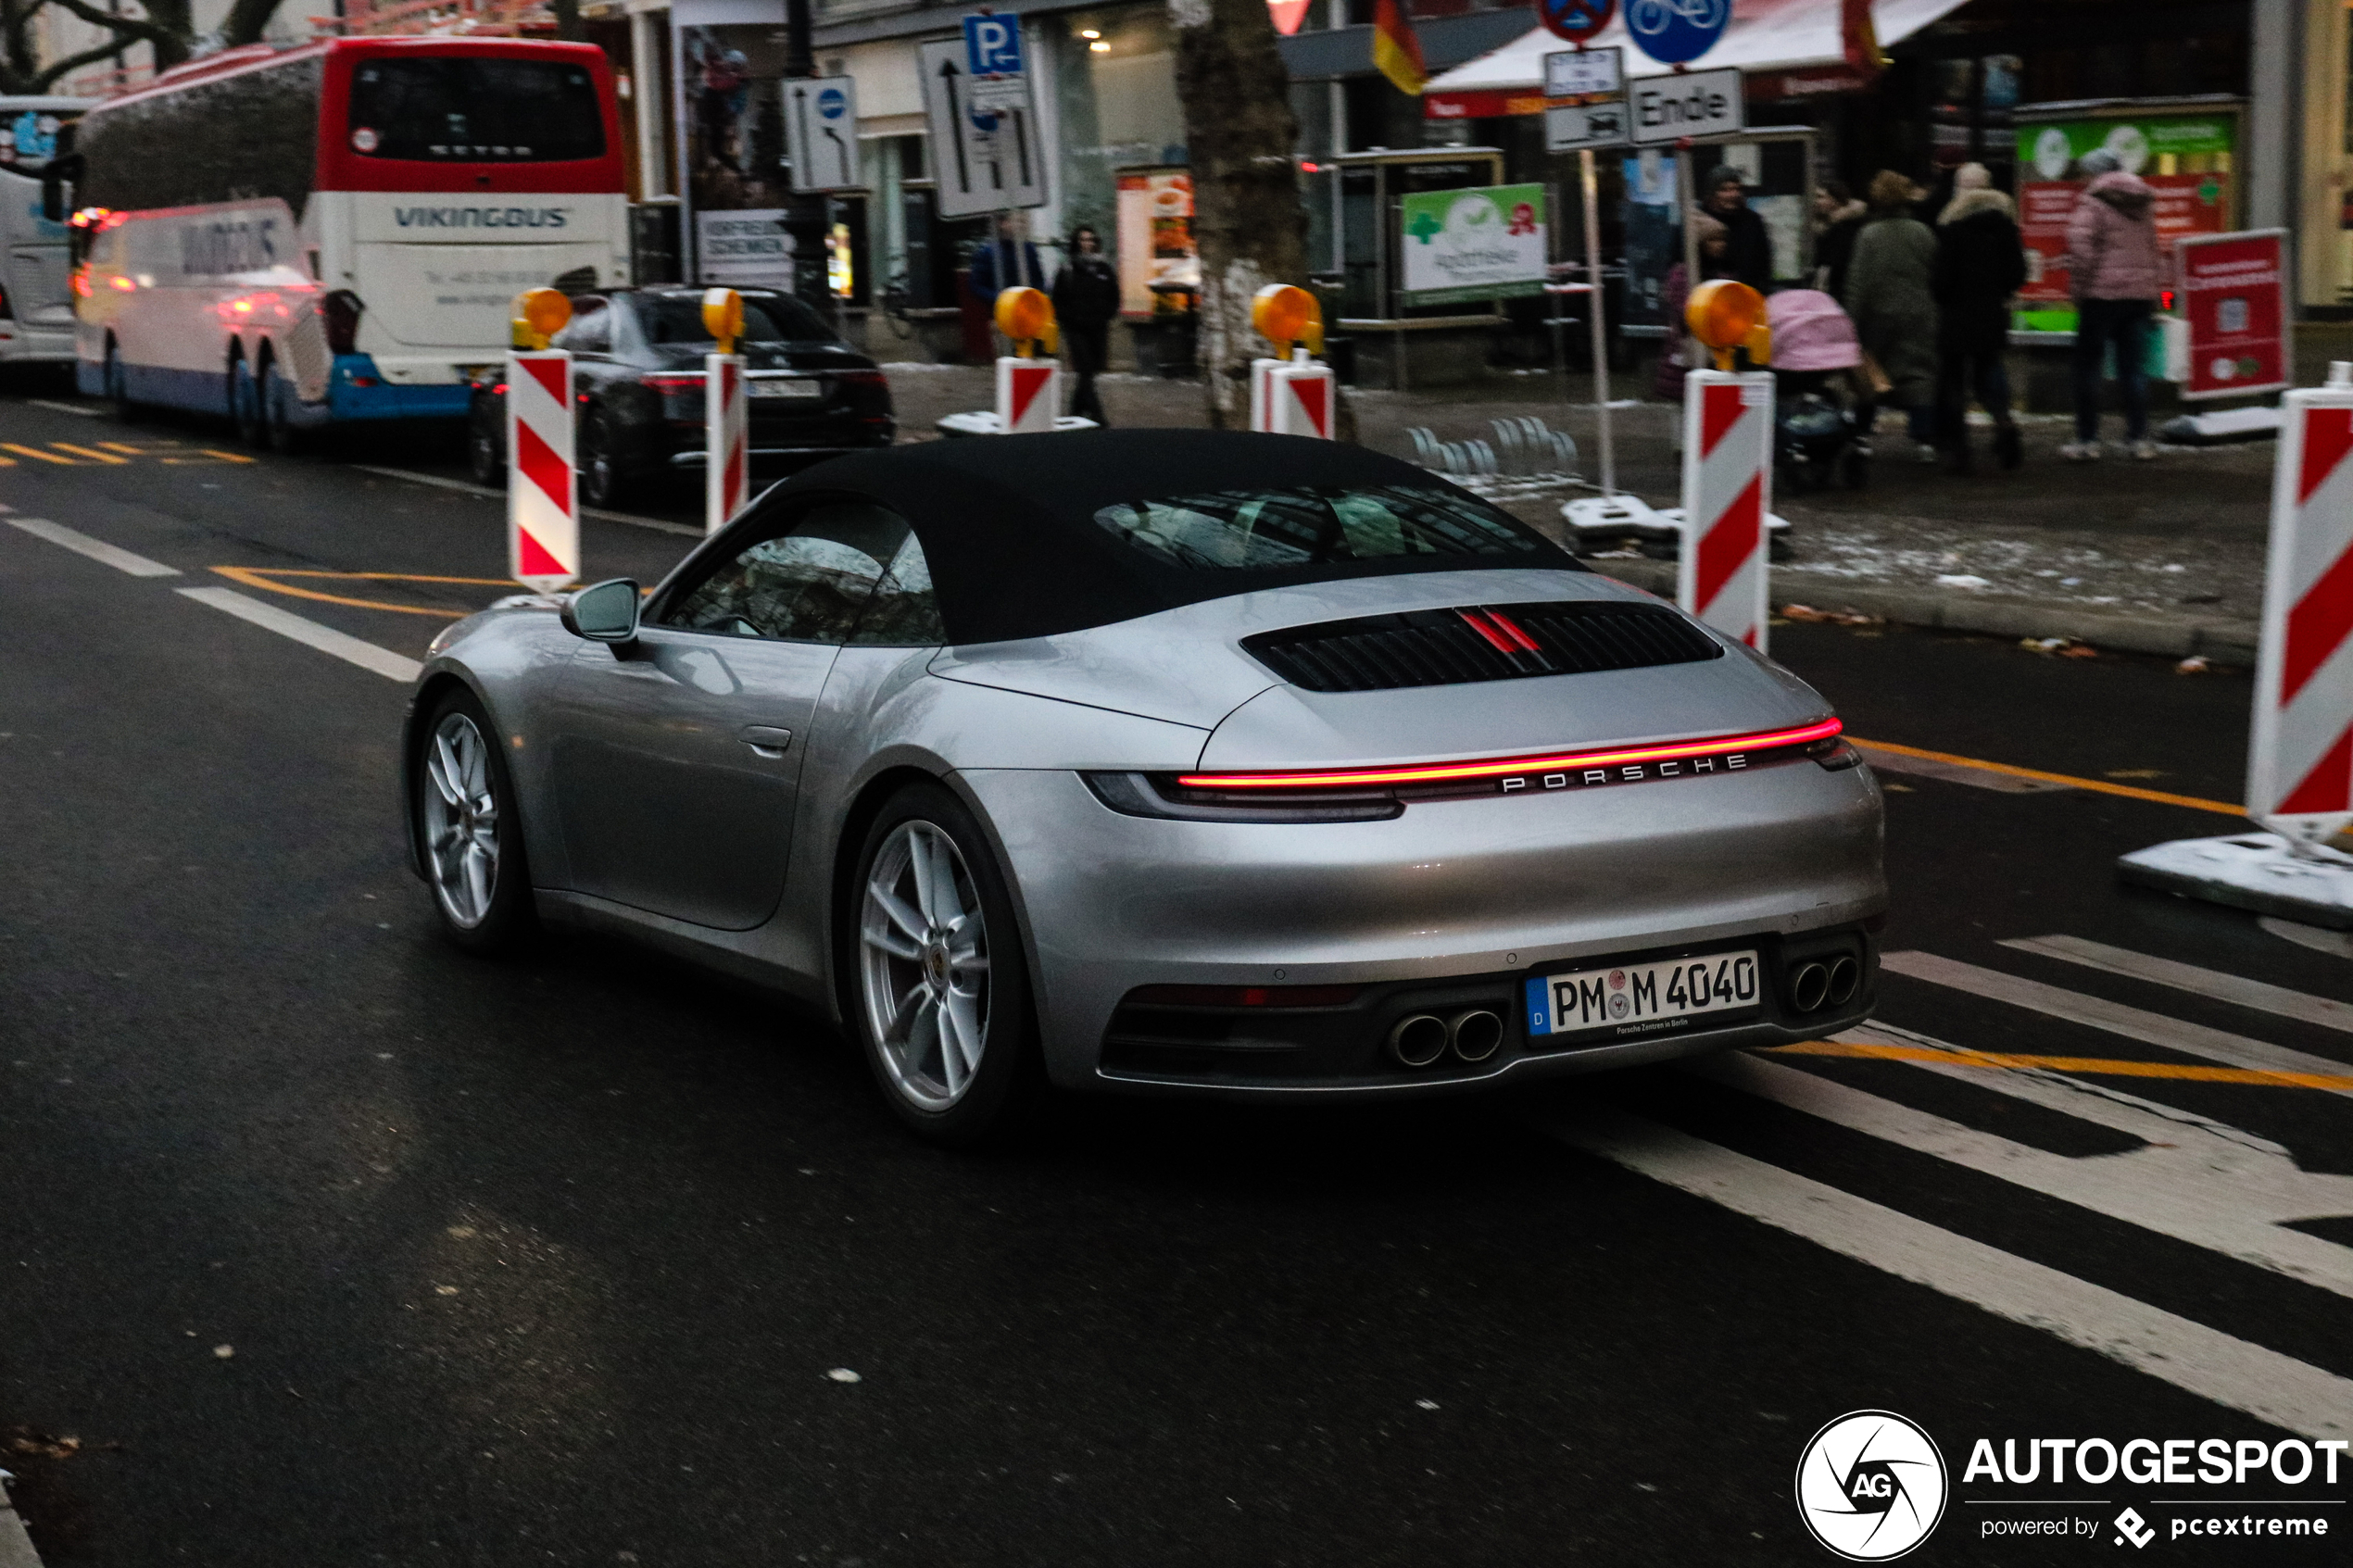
1931,163,2027,472
2060,147,2164,460
1811,180,1869,302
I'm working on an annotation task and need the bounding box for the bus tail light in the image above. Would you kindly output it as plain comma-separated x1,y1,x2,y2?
322,290,364,355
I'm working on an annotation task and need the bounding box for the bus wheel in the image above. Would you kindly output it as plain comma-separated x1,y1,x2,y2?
261,358,305,456
231,356,265,445
105,343,143,423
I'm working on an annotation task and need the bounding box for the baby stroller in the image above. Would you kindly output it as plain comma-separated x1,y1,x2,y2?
1767,290,1869,495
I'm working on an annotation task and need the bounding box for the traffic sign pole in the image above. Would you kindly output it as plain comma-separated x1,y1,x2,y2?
1582,146,1614,494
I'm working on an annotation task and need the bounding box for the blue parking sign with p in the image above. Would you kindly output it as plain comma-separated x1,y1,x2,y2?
963,13,1025,76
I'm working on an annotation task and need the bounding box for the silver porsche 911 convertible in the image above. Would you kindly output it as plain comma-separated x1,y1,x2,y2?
403,431,1885,1143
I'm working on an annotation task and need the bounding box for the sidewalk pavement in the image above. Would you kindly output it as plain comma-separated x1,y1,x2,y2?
882,364,2273,661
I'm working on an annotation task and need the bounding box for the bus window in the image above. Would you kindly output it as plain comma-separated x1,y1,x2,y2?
347,58,604,162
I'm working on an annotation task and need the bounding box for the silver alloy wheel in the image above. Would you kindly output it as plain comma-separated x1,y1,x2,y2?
859,820,991,1110
422,711,500,929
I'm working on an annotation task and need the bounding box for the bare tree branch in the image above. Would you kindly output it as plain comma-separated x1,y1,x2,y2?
220,0,287,47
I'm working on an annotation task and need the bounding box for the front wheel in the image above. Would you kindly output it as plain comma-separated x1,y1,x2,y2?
845,783,1042,1147
578,410,630,508
231,357,264,445
261,358,306,455
413,687,535,954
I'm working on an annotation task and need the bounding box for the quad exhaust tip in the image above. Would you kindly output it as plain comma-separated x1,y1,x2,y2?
1826,955,1859,1007
1792,962,1831,1013
1388,1013,1448,1068
1389,1009,1505,1068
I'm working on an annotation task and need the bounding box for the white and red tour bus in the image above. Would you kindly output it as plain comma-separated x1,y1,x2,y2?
50,37,627,444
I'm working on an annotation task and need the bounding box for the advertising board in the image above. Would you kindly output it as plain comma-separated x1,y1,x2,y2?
2175,229,2287,401
1398,182,1547,307
2014,111,2236,333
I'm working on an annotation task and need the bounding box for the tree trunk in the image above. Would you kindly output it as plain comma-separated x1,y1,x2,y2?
1167,0,1308,431
552,0,585,44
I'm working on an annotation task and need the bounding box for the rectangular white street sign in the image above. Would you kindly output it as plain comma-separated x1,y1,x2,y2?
1545,101,1629,153
783,75,862,193
920,36,1045,218
1630,66,1744,146
1543,46,1622,100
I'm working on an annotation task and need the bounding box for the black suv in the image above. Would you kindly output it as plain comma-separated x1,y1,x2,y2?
468,287,896,505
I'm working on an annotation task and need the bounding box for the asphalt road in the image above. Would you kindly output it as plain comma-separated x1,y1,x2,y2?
2,385,2348,1566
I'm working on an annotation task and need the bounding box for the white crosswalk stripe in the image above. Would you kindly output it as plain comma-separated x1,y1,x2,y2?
2001,934,2353,1035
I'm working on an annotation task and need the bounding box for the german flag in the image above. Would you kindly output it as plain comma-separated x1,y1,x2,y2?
1371,0,1427,95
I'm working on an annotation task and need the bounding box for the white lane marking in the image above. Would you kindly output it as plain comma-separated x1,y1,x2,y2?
25,397,101,419
175,586,422,683
2003,934,2353,1035
1543,1103,2353,1440
1697,1049,2353,1300
6,517,181,577
1852,743,2074,793
1881,950,2353,1089
2263,917,2353,961
0,1475,44,1568
346,464,700,538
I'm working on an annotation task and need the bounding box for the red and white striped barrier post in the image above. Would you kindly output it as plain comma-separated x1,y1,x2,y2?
506,287,578,594
702,288,749,536
2119,364,2353,922
993,287,1063,434
1247,284,1334,439
1677,368,1774,651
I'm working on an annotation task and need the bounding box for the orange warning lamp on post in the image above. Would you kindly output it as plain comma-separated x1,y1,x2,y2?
1252,282,1324,360
1684,279,1768,371
701,287,745,355
511,286,572,351
994,287,1059,358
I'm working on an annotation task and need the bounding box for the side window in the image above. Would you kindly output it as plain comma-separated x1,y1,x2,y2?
658,502,910,644
552,297,610,354
848,533,946,646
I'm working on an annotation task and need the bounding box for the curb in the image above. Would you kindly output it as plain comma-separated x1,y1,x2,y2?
1586,558,2259,662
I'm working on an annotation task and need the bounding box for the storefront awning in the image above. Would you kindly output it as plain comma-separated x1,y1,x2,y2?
1422,0,1971,119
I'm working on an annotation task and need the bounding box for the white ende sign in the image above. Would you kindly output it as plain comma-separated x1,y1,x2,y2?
1398,183,1548,307
697,209,793,288
1630,66,1743,145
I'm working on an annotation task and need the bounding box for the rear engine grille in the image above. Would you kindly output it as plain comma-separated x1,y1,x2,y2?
1242,601,1722,694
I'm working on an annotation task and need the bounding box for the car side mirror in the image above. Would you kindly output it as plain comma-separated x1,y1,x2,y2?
560,578,639,644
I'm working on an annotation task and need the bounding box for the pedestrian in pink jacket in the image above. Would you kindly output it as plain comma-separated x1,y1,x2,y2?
2060,149,2164,460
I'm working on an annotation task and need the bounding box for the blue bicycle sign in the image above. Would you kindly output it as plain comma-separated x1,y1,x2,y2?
1536,0,1614,44
1625,0,1729,65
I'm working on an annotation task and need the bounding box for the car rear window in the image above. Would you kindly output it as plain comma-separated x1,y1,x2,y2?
635,292,833,346
1092,483,1553,571
346,57,605,162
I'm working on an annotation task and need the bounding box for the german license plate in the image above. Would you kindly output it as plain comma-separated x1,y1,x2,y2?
1525,949,1760,1041
748,379,820,398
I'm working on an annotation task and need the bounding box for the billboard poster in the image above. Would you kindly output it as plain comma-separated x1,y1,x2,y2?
1114,169,1197,319
1398,183,1547,307
2014,112,2235,332
1618,150,1679,331
697,208,793,289
2176,229,2288,400
675,16,791,283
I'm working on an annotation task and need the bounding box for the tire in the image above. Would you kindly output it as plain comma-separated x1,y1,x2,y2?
105,342,143,422
260,356,305,455
230,355,264,445
467,394,506,487
842,782,1043,1147
412,686,536,954
578,409,629,508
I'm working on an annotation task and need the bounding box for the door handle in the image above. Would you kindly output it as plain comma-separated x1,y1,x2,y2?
740,725,792,758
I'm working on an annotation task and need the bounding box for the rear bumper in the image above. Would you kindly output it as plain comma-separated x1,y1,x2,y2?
320,355,472,422
0,322,75,363
959,758,1887,1095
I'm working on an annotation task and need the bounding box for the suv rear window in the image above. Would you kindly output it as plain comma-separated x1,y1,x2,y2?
346,58,604,162
1092,484,1553,571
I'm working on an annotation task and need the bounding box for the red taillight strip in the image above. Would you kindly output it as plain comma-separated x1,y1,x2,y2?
1485,609,1543,654
1176,718,1843,791
1455,608,1516,655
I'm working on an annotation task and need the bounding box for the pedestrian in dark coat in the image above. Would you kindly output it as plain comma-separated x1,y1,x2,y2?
1051,225,1120,425
1931,162,2027,472
1811,180,1868,301
1843,169,1941,459
2059,148,2164,460
1701,164,1774,292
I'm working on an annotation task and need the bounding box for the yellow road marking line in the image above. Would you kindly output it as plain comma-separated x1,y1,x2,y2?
0,443,78,465
99,441,185,455
179,449,257,465
208,565,513,619
48,442,131,465
1848,737,2244,817
1770,1038,2353,1091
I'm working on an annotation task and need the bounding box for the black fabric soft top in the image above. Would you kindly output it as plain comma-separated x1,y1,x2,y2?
744,430,1585,646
